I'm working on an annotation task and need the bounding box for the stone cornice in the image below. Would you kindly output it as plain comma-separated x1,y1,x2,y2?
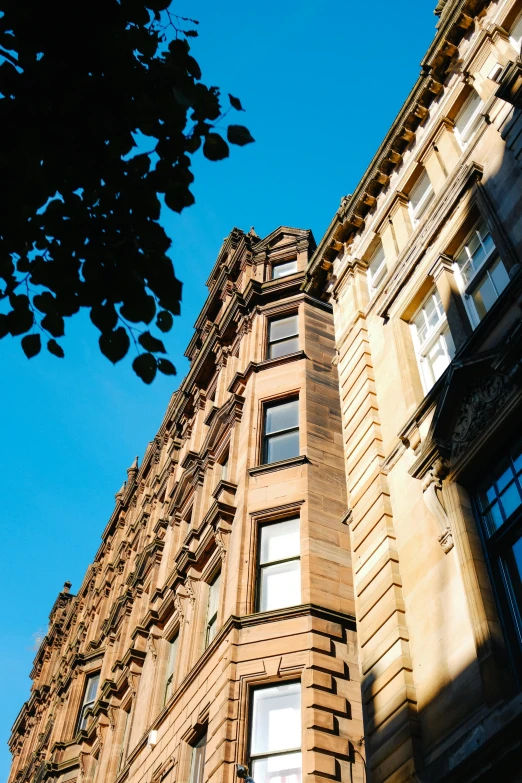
248,455,309,477
304,0,491,297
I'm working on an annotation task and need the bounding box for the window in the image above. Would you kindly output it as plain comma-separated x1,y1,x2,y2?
221,452,229,482
268,315,299,359
411,289,455,392
189,731,207,783
250,683,302,783
163,634,179,705
454,90,484,148
258,519,301,612
118,708,131,772
367,243,387,297
475,439,522,650
76,671,100,732
453,219,509,326
263,399,299,464
205,571,221,647
408,169,434,226
272,259,297,280
510,13,522,50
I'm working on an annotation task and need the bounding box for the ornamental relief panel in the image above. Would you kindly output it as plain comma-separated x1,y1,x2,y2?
451,373,514,458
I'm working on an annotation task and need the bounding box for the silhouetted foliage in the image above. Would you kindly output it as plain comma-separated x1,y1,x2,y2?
0,0,253,381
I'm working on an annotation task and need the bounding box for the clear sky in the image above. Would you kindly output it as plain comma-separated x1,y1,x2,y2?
0,1,437,776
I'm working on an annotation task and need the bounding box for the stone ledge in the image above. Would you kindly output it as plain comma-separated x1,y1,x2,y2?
248,455,309,477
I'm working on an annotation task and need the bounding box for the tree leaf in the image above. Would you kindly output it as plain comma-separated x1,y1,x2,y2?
164,185,195,213
144,0,171,10
99,327,130,364
228,94,244,111
227,125,255,146
138,331,166,353
133,352,157,384
21,334,41,358
41,312,65,337
0,314,9,339
7,306,33,336
203,133,229,161
47,339,64,358
158,358,176,375
33,292,57,314
90,302,118,333
156,310,173,333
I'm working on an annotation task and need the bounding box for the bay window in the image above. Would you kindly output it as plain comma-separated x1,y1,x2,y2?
475,439,522,651
454,89,484,148
258,518,300,611
453,219,509,326
411,289,455,392
250,683,302,783
367,243,387,297
263,399,299,464
408,169,434,226
268,315,299,359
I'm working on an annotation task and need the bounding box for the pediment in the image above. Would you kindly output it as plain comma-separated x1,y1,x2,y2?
253,226,314,253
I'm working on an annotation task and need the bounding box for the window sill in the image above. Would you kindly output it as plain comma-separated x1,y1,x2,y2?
248,455,309,477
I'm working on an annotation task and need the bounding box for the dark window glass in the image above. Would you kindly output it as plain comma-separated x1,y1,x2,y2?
263,399,299,464
189,732,207,783
272,259,297,280
77,671,100,732
268,315,299,359
475,438,522,650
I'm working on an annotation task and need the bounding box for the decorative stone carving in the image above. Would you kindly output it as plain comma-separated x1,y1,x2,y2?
452,374,512,458
146,632,158,663
421,458,453,553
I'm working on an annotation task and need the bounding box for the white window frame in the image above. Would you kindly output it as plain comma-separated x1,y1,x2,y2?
257,518,301,612
452,220,508,328
267,313,299,359
271,259,298,280
367,243,387,297
408,169,434,227
76,671,100,733
249,682,302,783
411,289,455,393
454,89,484,149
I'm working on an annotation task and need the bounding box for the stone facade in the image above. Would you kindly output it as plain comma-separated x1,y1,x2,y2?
9,2,522,783
306,0,522,780
8,228,364,783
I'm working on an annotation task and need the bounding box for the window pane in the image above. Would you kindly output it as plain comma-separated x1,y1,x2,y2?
427,337,451,382
85,673,100,704
499,481,522,520
265,400,299,436
260,519,300,564
251,683,301,754
368,245,386,289
252,752,302,783
455,90,483,141
266,430,299,463
270,337,299,359
190,733,207,783
511,14,522,46
270,316,298,343
206,616,217,645
208,572,221,620
260,561,301,611
410,170,433,219
272,260,297,280
472,273,499,319
490,257,509,296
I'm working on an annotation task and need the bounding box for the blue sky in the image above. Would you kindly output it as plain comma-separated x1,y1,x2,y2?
0,1,437,775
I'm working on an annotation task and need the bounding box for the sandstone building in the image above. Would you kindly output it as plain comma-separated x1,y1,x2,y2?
9,1,522,782
305,0,522,780
8,228,364,783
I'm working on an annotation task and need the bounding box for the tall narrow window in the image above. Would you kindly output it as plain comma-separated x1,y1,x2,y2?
272,259,297,280
221,452,229,482
163,633,179,705
76,671,100,732
268,315,299,359
411,288,455,392
118,708,131,772
408,169,434,226
205,571,221,647
250,683,302,783
475,439,522,651
453,219,509,326
510,13,522,50
263,399,299,464
454,90,484,148
189,731,207,783
258,518,300,612
367,243,387,297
